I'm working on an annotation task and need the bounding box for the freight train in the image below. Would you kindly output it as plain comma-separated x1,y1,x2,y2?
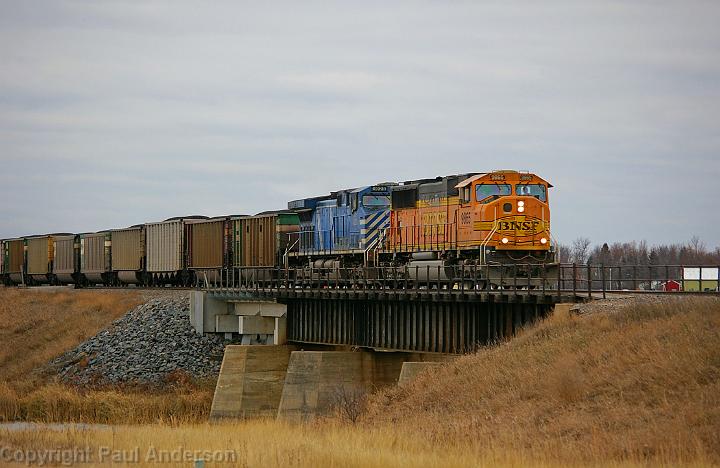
0,170,555,288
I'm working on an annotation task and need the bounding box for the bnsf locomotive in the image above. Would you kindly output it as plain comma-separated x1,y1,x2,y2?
1,170,555,288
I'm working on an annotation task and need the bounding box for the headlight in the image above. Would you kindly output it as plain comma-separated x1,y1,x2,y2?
540,237,548,244
501,237,509,244
518,206,525,212
518,201,525,207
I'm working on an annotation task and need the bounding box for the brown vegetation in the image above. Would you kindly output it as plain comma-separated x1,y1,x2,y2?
0,421,494,468
0,287,213,423
0,288,142,389
364,296,720,465
0,288,717,466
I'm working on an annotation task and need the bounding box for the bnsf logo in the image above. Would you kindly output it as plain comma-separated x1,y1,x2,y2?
497,220,540,232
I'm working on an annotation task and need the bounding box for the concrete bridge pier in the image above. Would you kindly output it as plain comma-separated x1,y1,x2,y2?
276,350,449,422
210,345,296,420
209,344,451,421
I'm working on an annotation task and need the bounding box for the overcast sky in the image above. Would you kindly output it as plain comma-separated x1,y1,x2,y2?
1,1,719,247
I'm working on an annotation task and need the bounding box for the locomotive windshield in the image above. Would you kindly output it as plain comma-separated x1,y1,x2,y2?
476,184,511,202
363,195,390,207
516,184,547,202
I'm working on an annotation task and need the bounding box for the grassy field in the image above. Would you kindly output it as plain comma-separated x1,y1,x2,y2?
0,419,656,468
364,296,720,465
0,287,214,424
0,288,718,466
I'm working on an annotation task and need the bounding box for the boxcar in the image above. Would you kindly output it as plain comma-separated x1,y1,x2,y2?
81,232,111,285
53,234,79,284
110,226,145,285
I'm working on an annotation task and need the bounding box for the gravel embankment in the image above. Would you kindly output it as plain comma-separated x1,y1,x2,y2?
48,294,226,387
571,293,720,315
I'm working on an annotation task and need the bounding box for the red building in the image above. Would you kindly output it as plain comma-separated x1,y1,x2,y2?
662,280,681,292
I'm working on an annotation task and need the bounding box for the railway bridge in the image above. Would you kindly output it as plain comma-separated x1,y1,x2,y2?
189,263,717,421
196,279,568,354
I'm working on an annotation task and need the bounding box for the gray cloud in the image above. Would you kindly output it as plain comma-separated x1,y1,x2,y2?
1,0,719,246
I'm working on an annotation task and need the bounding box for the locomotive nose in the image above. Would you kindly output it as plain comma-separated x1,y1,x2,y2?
493,195,550,249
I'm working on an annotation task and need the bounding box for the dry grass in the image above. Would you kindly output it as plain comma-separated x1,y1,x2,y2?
2,418,715,468
0,287,143,388
1,289,718,466
0,287,214,423
0,382,213,424
364,296,720,465
0,419,652,468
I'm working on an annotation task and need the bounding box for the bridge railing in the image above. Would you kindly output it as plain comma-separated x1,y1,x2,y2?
201,264,720,298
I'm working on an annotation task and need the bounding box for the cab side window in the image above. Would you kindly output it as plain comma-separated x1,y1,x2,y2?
461,186,471,204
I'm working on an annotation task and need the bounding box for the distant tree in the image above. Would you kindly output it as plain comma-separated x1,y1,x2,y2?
638,240,649,265
687,236,707,264
648,248,660,265
555,243,571,263
555,237,719,266
599,243,610,265
712,247,720,264
570,237,592,264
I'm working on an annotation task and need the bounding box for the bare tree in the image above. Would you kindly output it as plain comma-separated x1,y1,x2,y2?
599,243,610,264
555,243,571,263
570,237,592,264
688,236,706,262
330,384,367,424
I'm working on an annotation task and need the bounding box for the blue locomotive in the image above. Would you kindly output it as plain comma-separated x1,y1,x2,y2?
287,184,395,266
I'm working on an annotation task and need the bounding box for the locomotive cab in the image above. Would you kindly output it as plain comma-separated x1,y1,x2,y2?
456,171,553,260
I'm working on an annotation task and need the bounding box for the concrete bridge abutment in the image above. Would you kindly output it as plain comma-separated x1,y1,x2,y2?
276,349,449,422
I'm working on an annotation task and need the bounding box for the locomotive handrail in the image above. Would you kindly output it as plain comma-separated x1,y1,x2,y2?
479,206,499,264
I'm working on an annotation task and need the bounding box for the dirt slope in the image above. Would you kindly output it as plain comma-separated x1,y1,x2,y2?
0,287,143,389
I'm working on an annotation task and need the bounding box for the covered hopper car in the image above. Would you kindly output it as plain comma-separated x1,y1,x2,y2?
111,226,146,285
2,238,25,285
80,232,112,286
26,235,63,285
53,234,79,284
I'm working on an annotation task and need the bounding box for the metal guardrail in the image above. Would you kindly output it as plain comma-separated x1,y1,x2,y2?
200,264,720,299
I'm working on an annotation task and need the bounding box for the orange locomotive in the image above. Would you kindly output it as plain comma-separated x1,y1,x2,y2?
380,170,555,287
